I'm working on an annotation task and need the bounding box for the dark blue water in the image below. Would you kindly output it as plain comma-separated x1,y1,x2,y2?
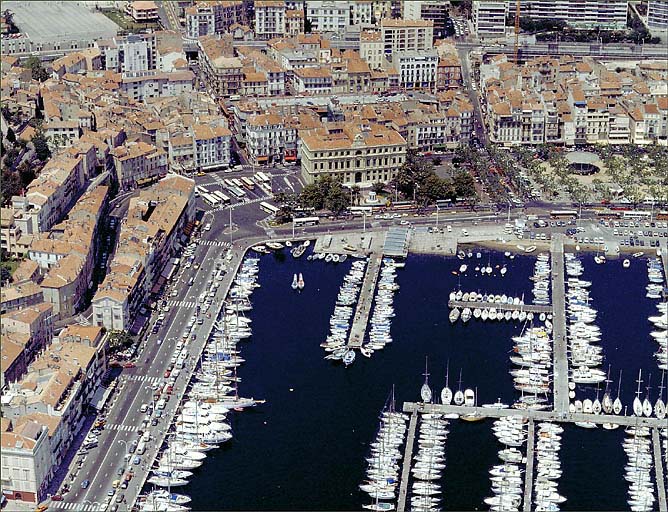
179,249,651,511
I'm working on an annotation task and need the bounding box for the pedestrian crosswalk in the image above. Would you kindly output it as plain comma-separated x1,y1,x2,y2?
199,239,230,247
125,374,163,386
105,422,140,432
51,502,101,511
166,299,198,308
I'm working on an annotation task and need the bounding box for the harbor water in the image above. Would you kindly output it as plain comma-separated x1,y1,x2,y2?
180,248,659,511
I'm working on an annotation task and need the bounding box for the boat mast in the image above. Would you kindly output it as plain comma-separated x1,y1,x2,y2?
635,369,643,401
445,359,450,389
616,369,623,401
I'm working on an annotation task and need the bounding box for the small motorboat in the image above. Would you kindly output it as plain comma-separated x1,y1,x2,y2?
297,273,305,290
291,274,298,290
622,259,630,268
343,350,356,367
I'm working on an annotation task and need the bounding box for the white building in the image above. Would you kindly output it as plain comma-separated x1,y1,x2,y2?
648,0,668,34
351,0,374,27
380,19,434,56
246,114,297,165
193,125,232,171
119,70,194,102
254,0,287,39
96,33,157,73
472,0,508,38
307,0,349,33
392,50,439,90
359,30,384,70
506,0,629,30
0,421,52,504
185,1,245,39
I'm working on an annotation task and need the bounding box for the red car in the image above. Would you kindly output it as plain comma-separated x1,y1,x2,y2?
166,385,173,394
51,495,63,502
123,362,136,369
164,370,171,378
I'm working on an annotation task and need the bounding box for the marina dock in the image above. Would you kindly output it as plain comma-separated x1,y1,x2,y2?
652,428,668,512
447,300,552,313
550,235,569,415
402,402,668,429
522,419,535,512
397,411,418,512
348,253,383,348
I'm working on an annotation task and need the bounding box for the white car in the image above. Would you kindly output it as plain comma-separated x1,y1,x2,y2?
447,225,452,232
204,223,212,231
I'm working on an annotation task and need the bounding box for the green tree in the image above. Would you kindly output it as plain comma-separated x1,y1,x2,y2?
25,56,49,82
32,130,51,161
299,175,350,214
1,169,22,204
5,126,16,144
371,182,385,194
17,161,35,187
452,170,476,198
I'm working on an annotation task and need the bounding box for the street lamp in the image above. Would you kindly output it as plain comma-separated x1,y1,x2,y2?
436,204,440,229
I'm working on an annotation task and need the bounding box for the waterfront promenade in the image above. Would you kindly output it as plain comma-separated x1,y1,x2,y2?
396,412,419,512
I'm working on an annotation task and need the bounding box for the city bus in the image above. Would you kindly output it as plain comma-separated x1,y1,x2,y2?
212,190,231,205
259,201,280,215
241,177,255,190
622,210,651,220
228,186,246,199
255,172,270,184
197,186,209,195
231,178,244,189
293,216,320,227
349,206,374,216
202,193,221,207
549,210,578,219
657,210,668,221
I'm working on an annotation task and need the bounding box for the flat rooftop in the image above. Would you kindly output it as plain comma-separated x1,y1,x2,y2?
5,1,119,44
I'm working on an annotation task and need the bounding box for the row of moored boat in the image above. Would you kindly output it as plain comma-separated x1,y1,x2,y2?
363,259,401,356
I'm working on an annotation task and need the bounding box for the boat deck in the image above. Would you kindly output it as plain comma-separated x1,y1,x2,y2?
396,411,418,512
652,428,668,512
447,300,552,314
348,254,383,349
523,419,535,512
550,235,569,415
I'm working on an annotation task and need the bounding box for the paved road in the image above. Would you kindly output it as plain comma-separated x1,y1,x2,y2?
54,239,236,510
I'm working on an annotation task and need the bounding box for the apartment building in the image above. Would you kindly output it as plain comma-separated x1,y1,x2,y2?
0,302,55,385
508,0,629,30
647,0,668,33
380,19,434,56
307,0,349,32
255,0,287,39
0,419,52,504
472,0,508,38
1,328,109,504
30,186,108,318
92,175,195,331
391,50,439,90
403,1,451,39
119,70,194,102
300,122,407,186
185,1,245,39
286,9,305,36
360,30,384,70
0,282,44,315
112,141,168,190
125,1,160,22
20,154,87,234
246,113,298,165
199,36,243,97
292,66,333,94
97,33,157,73
193,125,232,170
437,56,463,90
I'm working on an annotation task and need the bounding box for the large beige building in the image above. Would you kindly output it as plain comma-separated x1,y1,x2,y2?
380,19,434,55
300,123,407,187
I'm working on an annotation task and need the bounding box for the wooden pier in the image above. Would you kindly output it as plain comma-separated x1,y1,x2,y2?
348,253,383,348
522,419,535,512
396,411,418,512
550,235,569,415
447,299,552,314
402,402,668,429
652,428,668,512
